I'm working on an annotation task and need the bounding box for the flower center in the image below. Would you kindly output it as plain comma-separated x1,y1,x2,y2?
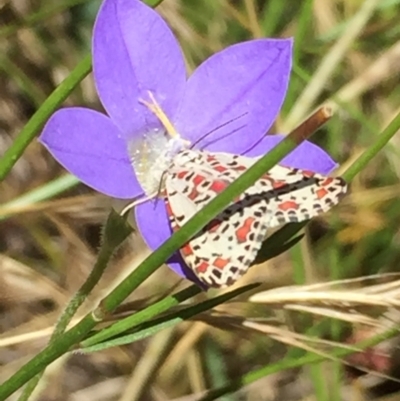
129,92,189,197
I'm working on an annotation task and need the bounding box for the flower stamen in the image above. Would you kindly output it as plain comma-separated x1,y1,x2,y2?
141,91,180,140
132,92,190,196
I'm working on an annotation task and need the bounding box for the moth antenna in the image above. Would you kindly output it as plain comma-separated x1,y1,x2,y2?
190,112,248,149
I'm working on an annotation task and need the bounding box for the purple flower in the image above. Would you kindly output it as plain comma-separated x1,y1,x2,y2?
40,0,337,284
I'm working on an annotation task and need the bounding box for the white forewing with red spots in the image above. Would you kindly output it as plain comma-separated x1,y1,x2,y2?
163,149,347,288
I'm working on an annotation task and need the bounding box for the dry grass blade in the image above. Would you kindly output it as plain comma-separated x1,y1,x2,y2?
243,320,400,385
118,329,175,401
250,275,400,309
1,0,399,399
283,0,380,131
0,194,109,221
251,289,400,307
326,40,400,115
243,320,357,355
282,305,382,327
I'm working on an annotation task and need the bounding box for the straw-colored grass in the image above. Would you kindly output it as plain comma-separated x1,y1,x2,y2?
1,0,400,400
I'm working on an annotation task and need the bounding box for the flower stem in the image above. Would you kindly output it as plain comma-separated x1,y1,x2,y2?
0,174,79,220
342,109,400,182
81,284,202,348
0,112,319,400
82,283,260,353
198,324,400,401
256,107,400,259
3,107,398,400
0,54,91,181
17,210,132,401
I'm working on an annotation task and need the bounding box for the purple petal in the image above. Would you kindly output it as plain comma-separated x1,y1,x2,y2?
135,200,203,285
93,0,186,139
174,39,292,153
39,108,141,198
245,134,338,174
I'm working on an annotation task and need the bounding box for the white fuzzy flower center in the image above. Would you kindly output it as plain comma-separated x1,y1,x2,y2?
129,128,187,196
129,91,189,197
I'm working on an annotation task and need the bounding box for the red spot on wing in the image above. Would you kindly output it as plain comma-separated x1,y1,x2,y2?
181,244,193,257
165,201,173,216
213,165,228,173
235,217,256,243
196,261,210,273
193,174,205,186
278,200,299,211
188,188,199,200
272,180,287,189
213,257,229,269
210,180,228,193
177,171,188,179
302,170,315,178
321,177,334,185
188,175,205,200
315,187,328,199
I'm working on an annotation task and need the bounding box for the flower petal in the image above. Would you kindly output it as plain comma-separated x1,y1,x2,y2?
93,0,186,139
174,39,292,153
135,200,203,285
245,134,338,174
39,107,141,198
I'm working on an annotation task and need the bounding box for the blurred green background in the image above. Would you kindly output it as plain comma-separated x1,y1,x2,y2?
1,0,400,400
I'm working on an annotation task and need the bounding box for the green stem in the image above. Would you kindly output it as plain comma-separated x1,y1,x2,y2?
0,54,91,181
0,174,79,220
342,110,400,182
3,105,399,401
82,283,260,352
198,325,400,401
93,134,307,314
258,108,400,256
17,210,132,401
81,284,201,348
0,0,164,182
0,129,307,400
54,211,133,336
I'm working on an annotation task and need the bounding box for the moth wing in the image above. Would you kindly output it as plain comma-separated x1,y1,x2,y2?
164,150,347,288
